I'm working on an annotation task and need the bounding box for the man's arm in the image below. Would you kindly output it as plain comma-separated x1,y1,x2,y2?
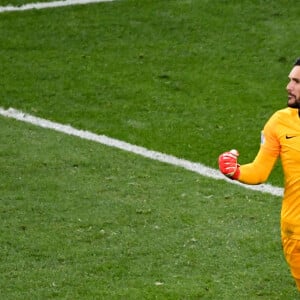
238,148,278,184
219,147,278,184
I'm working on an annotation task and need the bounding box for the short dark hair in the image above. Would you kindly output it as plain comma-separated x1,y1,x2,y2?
294,58,300,66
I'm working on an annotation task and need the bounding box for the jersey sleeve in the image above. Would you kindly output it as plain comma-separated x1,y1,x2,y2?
238,113,280,185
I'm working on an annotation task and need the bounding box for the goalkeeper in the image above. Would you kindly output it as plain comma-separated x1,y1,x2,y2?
218,58,300,291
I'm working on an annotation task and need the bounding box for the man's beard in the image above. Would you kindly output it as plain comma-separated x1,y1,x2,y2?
287,94,300,108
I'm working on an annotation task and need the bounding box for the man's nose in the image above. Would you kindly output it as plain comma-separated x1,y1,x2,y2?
287,81,293,92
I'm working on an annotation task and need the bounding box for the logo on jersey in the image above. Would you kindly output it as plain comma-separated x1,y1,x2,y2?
286,135,296,139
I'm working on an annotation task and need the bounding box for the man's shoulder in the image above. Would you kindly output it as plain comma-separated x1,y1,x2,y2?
264,108,291,129
275,107,297,115
271,107,297,120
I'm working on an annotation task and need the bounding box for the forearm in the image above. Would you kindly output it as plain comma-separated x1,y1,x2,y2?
238,149,277,185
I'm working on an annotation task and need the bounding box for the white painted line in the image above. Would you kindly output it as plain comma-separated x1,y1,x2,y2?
0,0,115,13
0,107,284,197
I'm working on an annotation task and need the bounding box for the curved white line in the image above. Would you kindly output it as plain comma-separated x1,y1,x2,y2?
0,107,284,197
0,0,115,13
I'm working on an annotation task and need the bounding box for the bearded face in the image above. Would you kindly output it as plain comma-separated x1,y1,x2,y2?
287,66,300,108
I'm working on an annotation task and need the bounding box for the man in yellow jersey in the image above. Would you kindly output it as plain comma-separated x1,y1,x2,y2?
218,58,300,291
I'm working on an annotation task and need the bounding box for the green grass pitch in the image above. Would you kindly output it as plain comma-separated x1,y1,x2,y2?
1,0,300,298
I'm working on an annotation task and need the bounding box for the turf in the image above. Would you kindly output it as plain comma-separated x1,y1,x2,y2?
0,115,295,299
0,0,300,298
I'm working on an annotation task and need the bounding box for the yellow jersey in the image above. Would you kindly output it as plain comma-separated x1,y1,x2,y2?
239,107,300,238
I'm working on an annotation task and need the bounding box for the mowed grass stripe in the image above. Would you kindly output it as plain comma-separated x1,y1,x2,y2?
0,107,283,197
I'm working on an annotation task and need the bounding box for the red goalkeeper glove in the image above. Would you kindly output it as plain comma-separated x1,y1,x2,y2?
218,149,240,180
